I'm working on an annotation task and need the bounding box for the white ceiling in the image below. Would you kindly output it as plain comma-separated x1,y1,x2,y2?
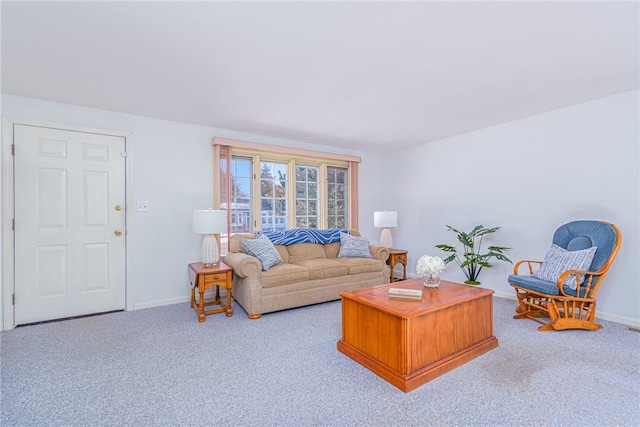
2,1,638,154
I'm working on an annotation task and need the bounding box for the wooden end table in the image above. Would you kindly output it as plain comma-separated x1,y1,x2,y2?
387,249,408,282
188,261,233,322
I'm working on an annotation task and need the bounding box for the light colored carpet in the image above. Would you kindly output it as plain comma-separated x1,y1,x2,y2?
1,295,639,426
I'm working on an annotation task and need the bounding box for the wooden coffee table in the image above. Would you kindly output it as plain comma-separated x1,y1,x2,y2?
337,279,498,392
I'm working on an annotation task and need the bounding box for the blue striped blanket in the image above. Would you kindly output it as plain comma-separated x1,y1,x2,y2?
258,228,349,245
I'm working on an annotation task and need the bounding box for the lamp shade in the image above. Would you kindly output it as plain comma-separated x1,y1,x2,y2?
374,211,398,228
192,209,227,234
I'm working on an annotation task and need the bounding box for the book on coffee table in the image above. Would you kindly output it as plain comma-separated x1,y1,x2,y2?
388,287,422,300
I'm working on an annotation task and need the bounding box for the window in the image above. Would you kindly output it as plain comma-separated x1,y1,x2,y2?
327,166,348,228
295,164,319,228
230,157,252,233
214,139,359,234
260,161,288,232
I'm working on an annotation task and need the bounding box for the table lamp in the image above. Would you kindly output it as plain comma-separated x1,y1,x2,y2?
374,211,398,248
192,209,227,267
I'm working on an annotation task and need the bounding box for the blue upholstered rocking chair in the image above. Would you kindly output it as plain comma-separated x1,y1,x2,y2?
509,220,621,331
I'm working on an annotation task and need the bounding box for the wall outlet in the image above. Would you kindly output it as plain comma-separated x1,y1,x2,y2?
136,201,150,212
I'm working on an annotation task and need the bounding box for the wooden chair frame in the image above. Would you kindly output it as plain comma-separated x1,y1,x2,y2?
510,223,621,331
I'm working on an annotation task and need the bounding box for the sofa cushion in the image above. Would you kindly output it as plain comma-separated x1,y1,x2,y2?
338,232,373,259
230,233,289,263
292,258,348,280
332,257,383,275
287,243,327,263
261,263,310,288
324,241,341,259
274,245,289,264
241,234,283,271
229,233,255,254
509,274,585,297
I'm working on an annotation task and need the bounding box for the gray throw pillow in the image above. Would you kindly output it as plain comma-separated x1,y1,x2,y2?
338,232,372,259
241,234,283,271
533,244,597,290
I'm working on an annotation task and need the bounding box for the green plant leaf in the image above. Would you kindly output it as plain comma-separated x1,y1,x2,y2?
443,254,456,264
435,244,457,252
457,232,473,247
445,225,463,234
488,246,511,252
469,225,484,236
476,226,500,236
491,253,513,263
459,259,471,268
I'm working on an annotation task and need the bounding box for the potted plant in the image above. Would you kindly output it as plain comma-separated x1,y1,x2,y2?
435,225,512,285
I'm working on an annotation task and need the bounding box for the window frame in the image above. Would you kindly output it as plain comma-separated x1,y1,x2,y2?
213,138,359,234
235,150,349,231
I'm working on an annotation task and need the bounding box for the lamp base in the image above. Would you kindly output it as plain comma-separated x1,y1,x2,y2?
380,228,393,248
201,234,220,266
202,262,219,268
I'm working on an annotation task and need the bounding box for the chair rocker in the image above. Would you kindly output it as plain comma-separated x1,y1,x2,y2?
509,220,621,331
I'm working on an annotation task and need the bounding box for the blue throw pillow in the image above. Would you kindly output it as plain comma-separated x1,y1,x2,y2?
533,244,597,290
338,232,372,259
241,234,283,271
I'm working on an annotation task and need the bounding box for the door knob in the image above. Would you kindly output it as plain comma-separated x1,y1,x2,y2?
115,205,123,211
115,230,123,236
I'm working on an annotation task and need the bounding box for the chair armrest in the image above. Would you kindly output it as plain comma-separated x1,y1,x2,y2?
222,252,262,278
557,269,598,296
369,245,389,263
513,260,542,275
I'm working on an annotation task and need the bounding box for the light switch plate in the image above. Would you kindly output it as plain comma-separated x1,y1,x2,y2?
136,201,149,212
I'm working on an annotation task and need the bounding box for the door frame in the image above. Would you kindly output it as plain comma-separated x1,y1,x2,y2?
1,117,134,330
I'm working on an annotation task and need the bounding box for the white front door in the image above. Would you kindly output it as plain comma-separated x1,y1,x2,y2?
14,124,126,325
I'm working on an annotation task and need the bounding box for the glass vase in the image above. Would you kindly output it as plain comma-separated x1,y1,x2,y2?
423,273,440,288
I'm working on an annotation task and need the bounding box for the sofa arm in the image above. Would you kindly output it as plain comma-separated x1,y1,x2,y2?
223,252,262,278
369,245,389,263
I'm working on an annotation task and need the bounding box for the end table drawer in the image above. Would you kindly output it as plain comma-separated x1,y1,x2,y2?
204,274,228,286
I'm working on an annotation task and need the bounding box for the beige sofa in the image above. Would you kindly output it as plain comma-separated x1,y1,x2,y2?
223,230,390,318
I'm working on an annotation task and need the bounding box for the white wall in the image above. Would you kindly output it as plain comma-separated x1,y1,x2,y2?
387,90,639,324
0,94,386,321
2,90,637,326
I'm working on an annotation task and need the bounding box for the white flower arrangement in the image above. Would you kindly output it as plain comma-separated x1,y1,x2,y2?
416,255,446,276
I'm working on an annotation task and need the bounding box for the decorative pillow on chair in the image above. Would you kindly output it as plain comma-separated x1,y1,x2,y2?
533,244,597,290
338,232,372,259
241,234,283,271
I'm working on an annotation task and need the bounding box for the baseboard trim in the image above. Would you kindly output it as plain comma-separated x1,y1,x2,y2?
131,284,640,327
133,288,224,311
493,291,517,300
596,312,640,327
134,296,190,310
403,275,640,327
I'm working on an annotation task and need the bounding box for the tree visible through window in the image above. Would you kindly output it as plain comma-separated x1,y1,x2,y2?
327,166,348,228
260,161,287,232
295,165,319,228
230,157,252,233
